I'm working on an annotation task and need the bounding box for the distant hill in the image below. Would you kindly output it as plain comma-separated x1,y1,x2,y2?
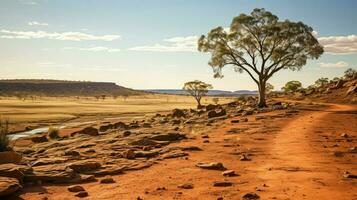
144,89,257,96
0,79,141,96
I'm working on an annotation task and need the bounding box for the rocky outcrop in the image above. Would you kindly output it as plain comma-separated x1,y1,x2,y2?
0,177,22,197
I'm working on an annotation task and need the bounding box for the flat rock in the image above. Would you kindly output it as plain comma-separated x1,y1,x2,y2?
0,177,22,197
75,191,88,198
0,164,33,180
24,165,76,183
100,176,115,184
67,160,101,173
222,170,237,177
162,151,188,159
68,185,85,192
149,132,186,141
196,162,226,170
0,151,22,164
177,183,193,189
212,181,233,187
242,192,260,200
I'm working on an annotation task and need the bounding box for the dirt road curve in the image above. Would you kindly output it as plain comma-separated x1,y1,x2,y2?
20,103,357,200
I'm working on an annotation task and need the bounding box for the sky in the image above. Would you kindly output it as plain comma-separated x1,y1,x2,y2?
0,0,356,91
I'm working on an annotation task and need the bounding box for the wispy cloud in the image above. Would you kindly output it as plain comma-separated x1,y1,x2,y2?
129,36,198,52
0,30,120,41
65,46,120,53
318,61,349,68
28,21,48,26
318,35,357,55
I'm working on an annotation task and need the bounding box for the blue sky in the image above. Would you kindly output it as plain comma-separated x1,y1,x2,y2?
0,0,356,91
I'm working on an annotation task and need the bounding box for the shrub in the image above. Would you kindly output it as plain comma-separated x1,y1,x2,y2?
47,127,60,139
0,118,11,152
212,97,219,104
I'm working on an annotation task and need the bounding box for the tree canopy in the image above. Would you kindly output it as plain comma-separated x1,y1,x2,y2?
282,80,302,93
198,8,323,107
183,80,213,107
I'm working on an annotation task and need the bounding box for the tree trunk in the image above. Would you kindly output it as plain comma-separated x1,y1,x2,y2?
196,97,203,109
257,81,267,107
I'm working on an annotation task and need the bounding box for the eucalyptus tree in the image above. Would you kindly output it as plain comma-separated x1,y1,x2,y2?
183,80,213,108
198,8,323,107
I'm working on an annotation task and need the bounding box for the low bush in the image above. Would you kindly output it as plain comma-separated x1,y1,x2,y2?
0,118,11,152
47,127,60,139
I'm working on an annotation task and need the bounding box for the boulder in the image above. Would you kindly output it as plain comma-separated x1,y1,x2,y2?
242,192,260,200
68,185,85,192
212,181,232,187
208,109,226,118
150,132,186,141
0,164,32,180
196,162,226,170
0,177,22,197
75,191,88,198
31,135,48,143
0,151,22,164
206,104,219,111
67,160,101,173
99,124,112,132
72,127,98,136
24,165,76,183
100,176,115,184
172,109,186,118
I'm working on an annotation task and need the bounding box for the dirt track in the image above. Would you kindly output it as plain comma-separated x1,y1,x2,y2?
19,103,357,200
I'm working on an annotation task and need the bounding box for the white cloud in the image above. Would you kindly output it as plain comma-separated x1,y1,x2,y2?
318,35,357,55
0,30,120,41
129,36,198,52
65,46,120,53
28,21,48,26
318,61,349,68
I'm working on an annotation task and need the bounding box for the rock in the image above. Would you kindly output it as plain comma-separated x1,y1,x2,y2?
75,191,88,198
206,104,219,111
240,118,248,122
31,135,48,143
196,162,226,170
134,150,158,158
162,151,188,159
201,135,209,138
72,127,98,136
177,183,194,189
122,149,136,159
67,160,101,173
31,157,68,167
64,150,80,157
203,140,210,143
180,146,202,151
231,120,240,123
242,192,260,200
0,164,32,180
0,151,22,164
150,132,186,141
100,176,115,184
208,109,226,118
99,124,112,132
341,133,348,138
0,177,22,197
240,154,251,161
212,181,232,187
172,109,186,118
333,151,344,157
123,131,131,137
171,119,181,125
113,121,128,129
142,123,152,128
343,171,357,179
129,138,168,146
222,170,237,177
242,110,254,116
24,165,76,183
68,185,85,192
349,146,357,153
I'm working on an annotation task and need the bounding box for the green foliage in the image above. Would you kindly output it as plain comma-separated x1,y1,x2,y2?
183,80,213,106
47,127,60,139
198,8,323,107
0,118,11,152
314,77,329,88
344,68,357,80
282,81,302,93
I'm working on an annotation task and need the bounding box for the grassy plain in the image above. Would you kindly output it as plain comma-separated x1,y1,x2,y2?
0,94,236,132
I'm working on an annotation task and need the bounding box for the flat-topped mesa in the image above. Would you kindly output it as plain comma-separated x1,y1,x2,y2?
0,79,140,96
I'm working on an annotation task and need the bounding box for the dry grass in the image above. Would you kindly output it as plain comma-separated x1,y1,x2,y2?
0,117,11,151
47,127,60,139
0,94,235,132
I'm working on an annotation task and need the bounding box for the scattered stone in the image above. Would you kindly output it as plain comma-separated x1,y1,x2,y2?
343,171,357,179
213,181,232,187
231,120,240,123
240,154,251,161
75,191,88,198
181,146,202,151
123,131,131,137
64,150,80,157
150,132,186,141
73,127,99,136
333,151,344,157
172,109,186,118
68,185,85,192
196,162,226,170
202,135,209,138
349,146,357,153
341,133,348,138
203,140,210,143
177,183,193,189
240,118,248,122
222,170,237,177
242,192,260,200
0,177,22,197
100,176,115,184
162,151,188,159
208,109,226,118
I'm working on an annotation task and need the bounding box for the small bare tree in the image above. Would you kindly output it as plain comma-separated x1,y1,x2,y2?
183,80,213,108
